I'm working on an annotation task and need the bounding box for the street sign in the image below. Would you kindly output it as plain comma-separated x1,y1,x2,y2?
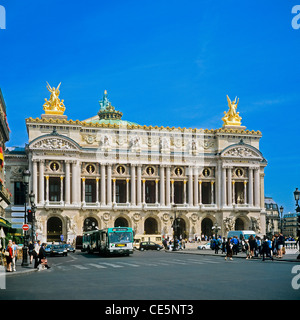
22,224,29,231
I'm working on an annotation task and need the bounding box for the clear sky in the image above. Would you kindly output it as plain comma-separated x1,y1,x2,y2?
0,0,299,215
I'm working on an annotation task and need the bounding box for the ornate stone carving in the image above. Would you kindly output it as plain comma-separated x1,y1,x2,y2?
223,217,234,232
223,147,260,159
31,138,78,151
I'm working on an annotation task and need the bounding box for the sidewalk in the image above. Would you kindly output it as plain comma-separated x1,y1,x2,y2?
166,242,300,262
3,258,37,276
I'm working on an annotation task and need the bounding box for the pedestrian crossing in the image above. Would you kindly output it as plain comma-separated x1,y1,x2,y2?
54,257,228,272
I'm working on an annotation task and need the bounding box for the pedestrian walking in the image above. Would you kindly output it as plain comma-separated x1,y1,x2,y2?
221,237,226,254
11,241,18,271
34,240,41,268
231,236,239,255
248,235,256,259
244,239,251,259
28,241,34,264
277,233,285,258
262,237,273,261
225,237,233,261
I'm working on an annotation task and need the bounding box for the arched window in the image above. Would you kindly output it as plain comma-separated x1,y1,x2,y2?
114,217,128,227
47,217,63,242
144,217,158,234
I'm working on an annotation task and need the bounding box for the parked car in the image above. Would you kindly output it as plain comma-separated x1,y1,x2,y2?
197,242,212,250
139,241,163,251
64,244,76,253
45,244,53,255
50,245,68,257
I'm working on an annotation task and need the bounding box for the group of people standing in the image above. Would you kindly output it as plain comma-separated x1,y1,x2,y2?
4,240,18,272
3,240,50,272
211,233,294,261
28,240,50,270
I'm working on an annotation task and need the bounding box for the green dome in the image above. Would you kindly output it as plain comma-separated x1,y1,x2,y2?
83,90,139,126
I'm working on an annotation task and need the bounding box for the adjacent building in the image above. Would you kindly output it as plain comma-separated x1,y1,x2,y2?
0,88,11,236
5,85,268,243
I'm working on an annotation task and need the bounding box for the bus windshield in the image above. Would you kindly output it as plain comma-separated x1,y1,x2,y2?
109,232,133,244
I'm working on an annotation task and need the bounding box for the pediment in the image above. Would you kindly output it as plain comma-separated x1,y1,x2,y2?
221,145,263,160
29,136,80,152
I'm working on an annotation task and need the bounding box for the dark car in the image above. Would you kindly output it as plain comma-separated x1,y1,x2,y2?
64,244,76,253
50,245,68,257
139,241,163,251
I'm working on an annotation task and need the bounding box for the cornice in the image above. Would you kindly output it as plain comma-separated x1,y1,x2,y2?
25,117,262,136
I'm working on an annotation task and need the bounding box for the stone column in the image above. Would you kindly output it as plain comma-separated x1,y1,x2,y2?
155,179,159,204
100,164,106,206
38,160,45,205
126,178,130,204
137,165,142,206
171,179,174,204
82,177,86,204
142,178,146,204
227,168,232,207
60,176,64,204
248,168,254,207
131,165,136,206
112,178,116,204
71,161,80,205
65,161,71,205
244,180,247,204
160,166,165,206
188,167,193,207
107,164,112,206
211,181,215,204
198,180,202,205
232,180,235,205
165,166,171,207
221,167,227,207
96,178,99,204
184,180,187,205
32,159,38,202
254,168,260,207
194,168,198,206
45,175,49,204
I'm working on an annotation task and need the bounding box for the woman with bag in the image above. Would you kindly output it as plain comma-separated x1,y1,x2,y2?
5,241,13,272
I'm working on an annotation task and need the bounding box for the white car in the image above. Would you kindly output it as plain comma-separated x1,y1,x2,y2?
197,242,211,250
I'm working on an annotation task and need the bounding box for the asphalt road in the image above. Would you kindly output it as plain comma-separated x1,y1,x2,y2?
1,250,300,301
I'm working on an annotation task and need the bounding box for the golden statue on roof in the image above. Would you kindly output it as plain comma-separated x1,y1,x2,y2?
43,82,66,115
222,95,242,126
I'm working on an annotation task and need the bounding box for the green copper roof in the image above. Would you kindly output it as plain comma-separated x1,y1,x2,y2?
83,90,139,126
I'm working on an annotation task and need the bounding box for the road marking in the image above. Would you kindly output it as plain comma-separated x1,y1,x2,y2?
98,262,124,268
71,265,89,269
186,259,205,265
161,260,186,265
199,259,220,264
88,263,107,269
117,262,140,267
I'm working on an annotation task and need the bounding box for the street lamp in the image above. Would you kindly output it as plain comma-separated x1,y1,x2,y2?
170,205,180,251
279,206,284,234
294,188,300,211
29,191,36,242
21,169,31,267
294,188,300,238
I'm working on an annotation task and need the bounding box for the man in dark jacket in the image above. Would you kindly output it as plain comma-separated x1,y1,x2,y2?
38,243,50,269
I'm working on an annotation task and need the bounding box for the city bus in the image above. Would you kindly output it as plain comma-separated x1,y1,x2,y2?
82,227,134,256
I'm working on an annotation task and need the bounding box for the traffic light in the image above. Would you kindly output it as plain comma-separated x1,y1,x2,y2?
27,209,33,223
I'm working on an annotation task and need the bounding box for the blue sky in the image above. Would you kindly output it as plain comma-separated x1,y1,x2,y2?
0,0,299,214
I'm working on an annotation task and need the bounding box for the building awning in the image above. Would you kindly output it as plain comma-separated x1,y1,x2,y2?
0,217,11,228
